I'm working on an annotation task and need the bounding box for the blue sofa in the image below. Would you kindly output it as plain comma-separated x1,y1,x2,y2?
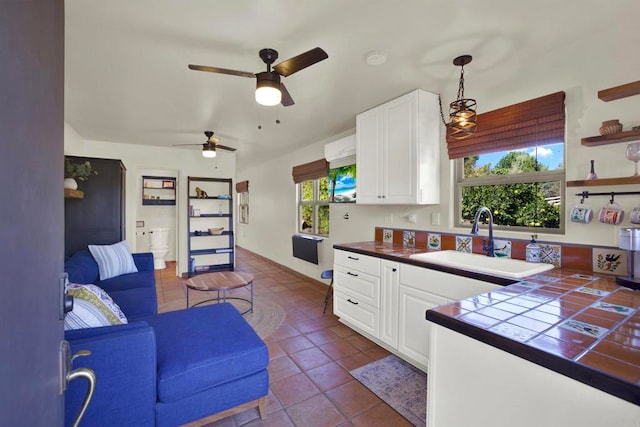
64,251,269,427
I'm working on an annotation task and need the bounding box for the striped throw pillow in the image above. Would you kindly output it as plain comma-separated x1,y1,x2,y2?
64,284,128,330
88,240,138,281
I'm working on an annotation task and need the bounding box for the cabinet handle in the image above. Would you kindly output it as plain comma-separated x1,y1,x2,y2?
347,271,359,277
392,268,397,272
347,298,359,305
347,256,359,260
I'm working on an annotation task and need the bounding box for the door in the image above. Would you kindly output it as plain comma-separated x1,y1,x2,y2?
398,285,448,369
1,2,65,426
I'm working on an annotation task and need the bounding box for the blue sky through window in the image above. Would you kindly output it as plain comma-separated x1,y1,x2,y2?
475,143,564,171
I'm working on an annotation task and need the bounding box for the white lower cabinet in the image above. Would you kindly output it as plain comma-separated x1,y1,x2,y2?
398,284,448,369
333,249,502,372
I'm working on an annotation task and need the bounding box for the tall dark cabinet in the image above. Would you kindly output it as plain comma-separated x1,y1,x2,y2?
64,156,126,256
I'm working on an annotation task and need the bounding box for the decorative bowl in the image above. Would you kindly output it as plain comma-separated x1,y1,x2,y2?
208,227,224,235
599,119,623,135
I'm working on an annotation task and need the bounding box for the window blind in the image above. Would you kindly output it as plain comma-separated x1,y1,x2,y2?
235,180,249,193
446,91,565,159
292,159,329,183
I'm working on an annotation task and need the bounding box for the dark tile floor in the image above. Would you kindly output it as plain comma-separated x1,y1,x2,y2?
154,247,412,427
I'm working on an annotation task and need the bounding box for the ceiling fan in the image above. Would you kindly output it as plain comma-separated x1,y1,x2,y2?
172,131,236,158
188,47,328,107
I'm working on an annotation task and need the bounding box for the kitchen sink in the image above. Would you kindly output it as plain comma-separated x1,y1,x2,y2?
409,250,554,279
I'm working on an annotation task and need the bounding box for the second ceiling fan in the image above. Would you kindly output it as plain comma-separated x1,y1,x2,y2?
188,47,328,107
172,131,236,158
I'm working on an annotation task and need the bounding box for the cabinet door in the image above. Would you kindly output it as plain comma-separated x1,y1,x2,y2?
384,93,417,204
398,284,448,369
356,106,384,203
379,260,399,348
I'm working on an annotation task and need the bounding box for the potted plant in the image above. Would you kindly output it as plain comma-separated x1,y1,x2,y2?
64,158,98,189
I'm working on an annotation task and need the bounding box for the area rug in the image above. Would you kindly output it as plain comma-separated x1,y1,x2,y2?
158,296,285,340
350,355,427,426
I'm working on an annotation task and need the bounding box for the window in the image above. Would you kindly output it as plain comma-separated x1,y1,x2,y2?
456,145,564,232
451,92,566,233
298,177,330,235
292,159,330,236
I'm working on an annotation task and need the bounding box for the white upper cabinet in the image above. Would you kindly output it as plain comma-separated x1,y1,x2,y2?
356,89,440,205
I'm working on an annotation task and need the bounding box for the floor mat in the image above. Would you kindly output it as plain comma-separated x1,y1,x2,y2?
350,355,427,426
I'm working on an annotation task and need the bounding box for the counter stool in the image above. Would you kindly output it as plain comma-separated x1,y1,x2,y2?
321,270,333,314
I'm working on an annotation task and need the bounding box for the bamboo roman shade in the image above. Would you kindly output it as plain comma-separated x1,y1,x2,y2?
292,159,329,183
235,180,249,193
446,91,565,159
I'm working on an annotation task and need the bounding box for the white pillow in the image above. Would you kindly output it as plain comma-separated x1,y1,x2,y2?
88,240,138,281
64,284,128,330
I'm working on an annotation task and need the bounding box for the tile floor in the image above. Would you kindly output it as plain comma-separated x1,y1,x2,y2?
154,247,412,427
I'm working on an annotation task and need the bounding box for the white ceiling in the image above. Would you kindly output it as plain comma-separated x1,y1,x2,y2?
64,0,636,165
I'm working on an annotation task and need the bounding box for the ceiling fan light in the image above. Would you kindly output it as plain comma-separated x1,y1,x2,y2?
255,85,281,106
255,72,282,106
202,146,216,158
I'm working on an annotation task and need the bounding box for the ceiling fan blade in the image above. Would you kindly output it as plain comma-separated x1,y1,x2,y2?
172,143,206,147
273,47,328,77
280,83,294,106
188,64,256,78
215,144,237,152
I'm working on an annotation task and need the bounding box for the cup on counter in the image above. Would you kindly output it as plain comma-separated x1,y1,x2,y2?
630,207,640,224
598,202,624,225
570,203,593,224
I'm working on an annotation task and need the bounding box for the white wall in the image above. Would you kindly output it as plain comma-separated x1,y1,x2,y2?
63,125,236,276
237,24,640,281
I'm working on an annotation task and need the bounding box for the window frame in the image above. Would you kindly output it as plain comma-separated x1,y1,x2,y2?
454,157,566,234
297,177,330,236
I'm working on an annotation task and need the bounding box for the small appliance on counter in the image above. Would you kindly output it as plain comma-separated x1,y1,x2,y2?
616,227,640,290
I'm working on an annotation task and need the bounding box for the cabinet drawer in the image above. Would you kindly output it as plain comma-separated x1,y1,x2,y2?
334,266,379,307
334,250,380,275
334,290,379,337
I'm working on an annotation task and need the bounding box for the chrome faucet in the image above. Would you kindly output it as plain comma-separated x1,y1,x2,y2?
471,207,495,257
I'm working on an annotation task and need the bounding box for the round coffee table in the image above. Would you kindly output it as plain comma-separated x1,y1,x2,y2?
185,271,254,314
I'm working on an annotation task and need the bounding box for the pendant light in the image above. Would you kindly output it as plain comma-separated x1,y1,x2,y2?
440,55,477,139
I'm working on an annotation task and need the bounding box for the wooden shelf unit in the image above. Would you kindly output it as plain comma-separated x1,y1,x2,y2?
187,177,234,276
581,129,640,147
566,175,640,187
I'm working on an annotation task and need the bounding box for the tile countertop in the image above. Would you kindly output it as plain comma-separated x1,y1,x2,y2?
333,241,640,406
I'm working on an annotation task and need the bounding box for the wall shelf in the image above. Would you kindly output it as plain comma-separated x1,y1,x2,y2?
567,176,640,187
64,188,84,199
142,175,176,205
581,129,640,147
597,80,640,102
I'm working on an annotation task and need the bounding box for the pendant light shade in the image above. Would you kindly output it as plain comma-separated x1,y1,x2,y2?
441,55,477,140
255,71,282,106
